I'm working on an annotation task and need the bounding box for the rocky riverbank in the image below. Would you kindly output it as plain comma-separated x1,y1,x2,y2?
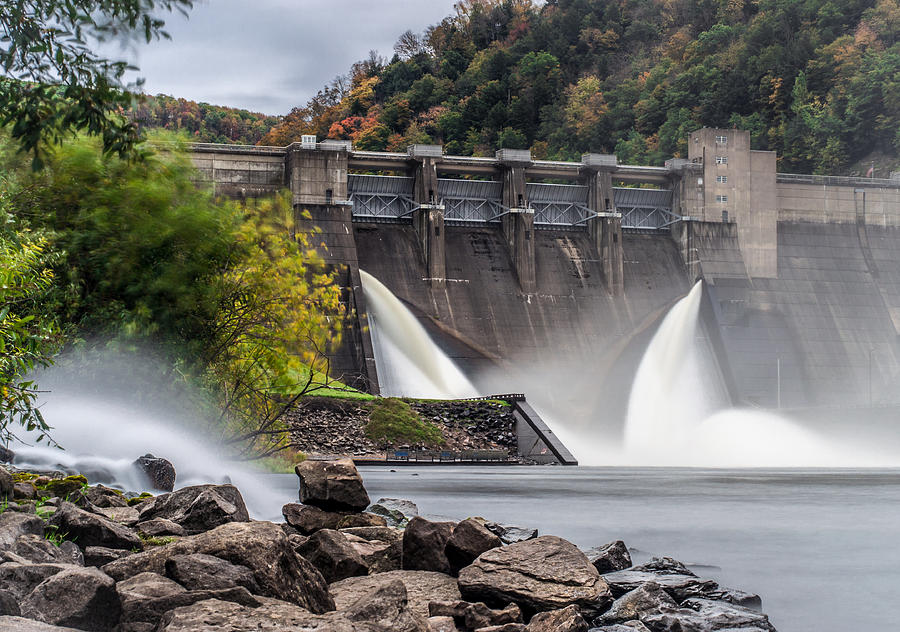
286,397,517,458
0,458,777,631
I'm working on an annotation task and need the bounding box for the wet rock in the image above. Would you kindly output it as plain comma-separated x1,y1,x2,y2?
704,586,763,610
641,597,776,631
524,605,588,632
402,516,455,574
601,569,719,602
632,557,694,576
295,528,368,582
83,546,132,567
0,466,15,500
445,518,502,575
483,521,537,544
295,458,371,512
0,511,44,549
48,501,143,550
136,518,186,538
83,485,128,508
368,498,419,527
137,484,249,534
116,570,261,628
0,616,83,631
457,535,612,616
102,520,334,613
13,482,36,501
133,454,176,492
0,447,14,463
20,566,121,631
597,581,677,624
586,540,632,574
330,570,461,618
164,553,259,593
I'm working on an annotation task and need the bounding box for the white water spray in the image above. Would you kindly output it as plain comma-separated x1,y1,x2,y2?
360,270,477,399
622,281,897,466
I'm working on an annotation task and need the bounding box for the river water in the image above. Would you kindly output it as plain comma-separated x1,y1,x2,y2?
272,465,899,632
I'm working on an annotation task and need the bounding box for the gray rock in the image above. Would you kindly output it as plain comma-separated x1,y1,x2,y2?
342,531,402,574
13,482,36,500
589,624,651,632
95,505,140,526
586,540,632,574
402,516,455,574
295,458,371,512
116,570,260,628
427,615,458,632
0,447,14,463
341,578,429,632
20,565,121,631
445,518,502,576
0,512,44,549
133,454,176,492
282,502,352,534
0,466,12,501
101,520,333,613
473,624,524,632
483,521,537,544
641,598,776,631
48,501,143,550
429,600,522,629
164,553,259,593
367,498,419,527
632,557,694,576
601,569,719,602
524,605,588,632
597,581,677,624
331,570,461,618
0,616,82,631
0,588,20,615
136,518,186,537
82,485,128,508
457,535,612,616
83,546,132,567
296,528,368,582
10,535,79,565
705,586,763,610
136,484,249,534
58,541,83,566
0,562,72,600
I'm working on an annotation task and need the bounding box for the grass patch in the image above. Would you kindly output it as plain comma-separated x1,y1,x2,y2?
282,365,375,401
364,398,444,447
141,536,176,547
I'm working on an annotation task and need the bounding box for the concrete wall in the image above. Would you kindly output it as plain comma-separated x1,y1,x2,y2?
777,179,900,226
191,145,284,198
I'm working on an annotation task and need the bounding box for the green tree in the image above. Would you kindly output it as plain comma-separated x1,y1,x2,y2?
0,0,193,169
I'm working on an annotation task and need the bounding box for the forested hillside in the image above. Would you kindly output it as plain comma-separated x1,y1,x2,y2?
133,95,280,145
259,0,900,175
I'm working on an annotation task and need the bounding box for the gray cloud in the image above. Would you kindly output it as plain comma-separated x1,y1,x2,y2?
122,0,459,115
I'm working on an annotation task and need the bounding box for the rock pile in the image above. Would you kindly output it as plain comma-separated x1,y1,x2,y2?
0,460,777,632
411,401,517,450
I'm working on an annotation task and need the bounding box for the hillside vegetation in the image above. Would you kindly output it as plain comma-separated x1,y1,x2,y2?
133,95,280,145
258,0,900,176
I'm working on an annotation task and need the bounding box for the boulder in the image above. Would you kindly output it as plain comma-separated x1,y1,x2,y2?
48,501,142,550
82,485,128,508
19,566,121,631
331,570,461,618
294,528,368,583
597,581,677,624
445,518,502,575
341,578,429,632
586,540,632,574
133,454,176,492
0,562,73,600
102,520,334,613
483,521,537,544
0,466,14,501
0,588,19,615
338,512,389,529
0,616,83,631
0,447,14,463
632,557,693,575
283,502,348,534
0,512,44,549
94,505,141,526
116,570,260,628
600,569,719,602
427,615,458,632
402,516,455,574
367,498,419,527
590,624,651,632
641,598,776,631
457,535,612,616
136,484,249,533
295,458,370,512
473,624,524,632
14,482,36,501
136,518,186,537
164,553,259,593
704,586,763,610
83,546,132,567
524,605,588,632
9,535,80,565
429,600,522,629
343,531,402,574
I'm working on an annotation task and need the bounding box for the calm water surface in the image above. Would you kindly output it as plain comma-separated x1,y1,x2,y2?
271,466,899,632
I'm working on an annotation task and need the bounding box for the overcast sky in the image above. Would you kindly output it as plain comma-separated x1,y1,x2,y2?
120,0,459,115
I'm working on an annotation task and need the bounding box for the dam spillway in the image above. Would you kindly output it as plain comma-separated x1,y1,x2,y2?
190,126,900,448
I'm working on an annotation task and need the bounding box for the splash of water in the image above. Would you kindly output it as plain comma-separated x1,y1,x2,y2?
12,391,287,521
360,270,477,399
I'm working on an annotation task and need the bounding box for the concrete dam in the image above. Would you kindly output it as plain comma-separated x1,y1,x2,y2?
190,128,900,462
